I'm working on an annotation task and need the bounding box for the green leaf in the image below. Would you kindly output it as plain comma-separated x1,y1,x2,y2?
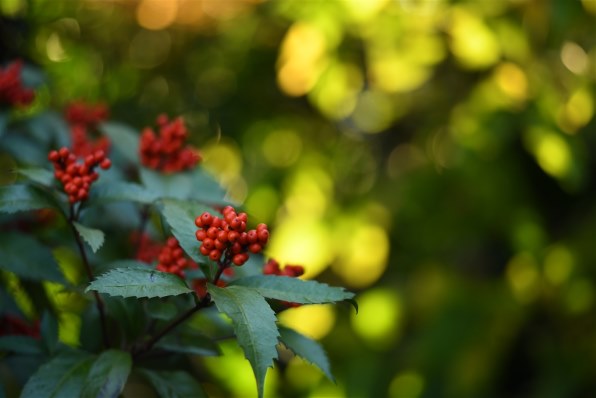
86,267,192,298
159,199,211,277
278,326,334,382
137,369,207,398
73,222,105,253
17,167,55,186
99,121,140,164
0,232,66,283
81,350,132,398
189,168,231,206
146,298,178,320
209,284,279,398
156,329,221,356
0,184,57,214
20,350,94,398
88,181,157,205
41,311,59,355
231,275,356,308
140,167,193,200
0,335,43,355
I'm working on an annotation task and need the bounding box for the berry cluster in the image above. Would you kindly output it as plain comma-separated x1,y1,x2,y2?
192,278,226,300
0,60,34,107
139,114,201,173
65,101,110,158
155,237,198,278
263,259,304,277
48,147,111,204
131,232,163,264
195,206,269,266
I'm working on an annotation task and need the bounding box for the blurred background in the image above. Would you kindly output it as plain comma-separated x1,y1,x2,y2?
1,0,596,396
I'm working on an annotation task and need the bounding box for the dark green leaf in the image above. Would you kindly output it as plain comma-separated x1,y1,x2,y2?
137,369,207,398
17,167,55,186
0,232,66,283
41,311,59,355
0,184,57,214
159,199,211,277
86,267,192,298
146,298,178,320
88,181,157,205
20,350,94,398
99,121,140,164
278,326,334,382
0,111,8,139
156,329,221,356
209,284,279,398
73,222,105,253
0,336,43,355
231,275,356,307
81,350,132,398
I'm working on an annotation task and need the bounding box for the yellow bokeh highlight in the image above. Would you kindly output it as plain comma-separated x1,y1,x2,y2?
277,22,328,97
449,8,501,69
494,62,528,102
285,358,324,390
1,271,35,318
278,304,336,340
558,87,594,133
351,90,396,133
136,0,178,30
200,139,243,186
202,340,279,397
581,0,596,15
565,279,593,314
506,252,539,303
526,128,572,180
266,217,333,278
389,371,425,398
543,245,573,286
343,0,388,22
561,41,589,75
284,166,332,219
351,288,402,349
332,221,389,288
309,61,362,120
245,185,279,224
46,33,67,62
262,129,302,167
370,53,432,93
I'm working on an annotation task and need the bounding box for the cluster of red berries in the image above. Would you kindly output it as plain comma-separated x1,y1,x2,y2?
64,101,110,158
139,114,201,173
263,259,304,277
155,237,198,278
195,206,269,266
48,147,111,204
192,278,226,300
131,232,163,264
0,60,34,107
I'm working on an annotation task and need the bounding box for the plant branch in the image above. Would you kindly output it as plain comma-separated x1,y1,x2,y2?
68,204,110,349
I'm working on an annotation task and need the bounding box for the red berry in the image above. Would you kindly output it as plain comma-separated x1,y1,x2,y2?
202,238,214,250
199,245,210,255
200,212,212,226
209,250,221,261
232,253,248,266
247,230,258,244
249,243,262,253
257,229,269,244
195,230,207,241
48,151,59,161
207,227,218,239
100,159,111,169
228,231,239,242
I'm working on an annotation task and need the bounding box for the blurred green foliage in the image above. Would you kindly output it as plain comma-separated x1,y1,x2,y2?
1,0,596,396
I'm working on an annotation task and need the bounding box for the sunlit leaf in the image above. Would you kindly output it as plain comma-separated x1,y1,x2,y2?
86,267,192,298
209,284,279,398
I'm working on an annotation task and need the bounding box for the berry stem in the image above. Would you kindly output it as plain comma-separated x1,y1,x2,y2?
132,295,212,360
68,204,110,349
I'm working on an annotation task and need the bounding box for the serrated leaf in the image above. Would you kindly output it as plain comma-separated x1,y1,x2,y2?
159,199,211,277
99,121,140,164
209,284,279,398
278,326,334,382
231,275,356,308
81,350,132,398
0,184,57,214
86,267,192,298
0,232,66,283
17,167,55,186
0,335,43,355
73,222,105,253
88,181,157,205
20,350,94,398
137,369,207,398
